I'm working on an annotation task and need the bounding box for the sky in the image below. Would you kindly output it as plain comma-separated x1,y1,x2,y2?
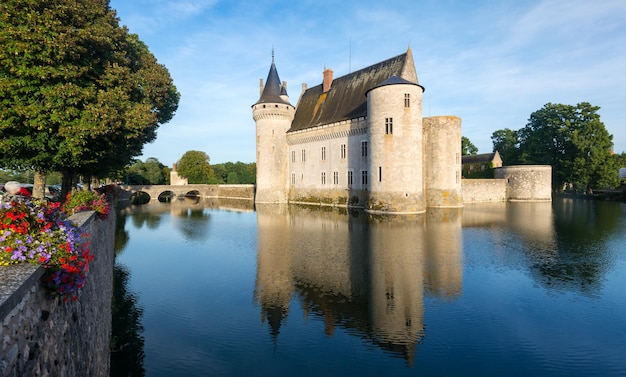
108,0,626,165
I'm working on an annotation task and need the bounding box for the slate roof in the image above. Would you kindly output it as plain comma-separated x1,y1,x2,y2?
254,58,292,106
462,152,499,165
288,47,423,133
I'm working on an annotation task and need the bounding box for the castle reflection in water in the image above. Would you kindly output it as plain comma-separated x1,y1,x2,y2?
121,198,557,364
253,202,555,363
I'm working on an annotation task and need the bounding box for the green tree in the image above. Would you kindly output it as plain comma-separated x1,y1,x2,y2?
461,136,478,156
519,102,618,191
491,128,520,165
210,161,256,184
125,157,167,185
226,172,239,184
0,0,179,200
143,157,167,185
177,151,213,184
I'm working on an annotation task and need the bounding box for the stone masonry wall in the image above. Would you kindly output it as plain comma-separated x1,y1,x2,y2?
495,165,552,201
462,179,507,203
0,211,115,377
217,184,255,200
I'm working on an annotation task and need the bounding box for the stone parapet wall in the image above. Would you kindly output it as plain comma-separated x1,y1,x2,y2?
216,184,255,200
462,179,507,203
0,211,115,377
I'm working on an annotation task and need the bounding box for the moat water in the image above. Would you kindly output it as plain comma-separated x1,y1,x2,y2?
111,198,626,377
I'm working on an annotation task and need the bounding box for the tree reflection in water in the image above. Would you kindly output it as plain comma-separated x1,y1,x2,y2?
110,264,145,377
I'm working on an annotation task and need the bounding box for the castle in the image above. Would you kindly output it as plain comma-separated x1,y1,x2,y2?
252,47,550,213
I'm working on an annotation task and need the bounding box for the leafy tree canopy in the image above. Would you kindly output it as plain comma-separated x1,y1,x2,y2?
0,0,180,199
176,150,213,184
516,102,619,191
491,128,520,165
125,157,169,185
461,136,478,156
211,162,256,184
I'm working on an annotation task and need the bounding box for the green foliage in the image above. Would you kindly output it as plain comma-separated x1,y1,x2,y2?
125,157,168,185
462,162,495,179
0,169,25,183
211,162,256,184
461,136,478,156
63,190,110,218
518,102,618,191
176,151,213,184
226,172,239,184
491,128,520,165
0,0,179,199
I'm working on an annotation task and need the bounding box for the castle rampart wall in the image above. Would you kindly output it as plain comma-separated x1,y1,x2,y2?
462,179,507,203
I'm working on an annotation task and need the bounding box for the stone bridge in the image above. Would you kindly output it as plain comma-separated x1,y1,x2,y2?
118,184,255,202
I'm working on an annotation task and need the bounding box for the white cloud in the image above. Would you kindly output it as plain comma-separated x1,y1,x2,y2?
111,0,626,164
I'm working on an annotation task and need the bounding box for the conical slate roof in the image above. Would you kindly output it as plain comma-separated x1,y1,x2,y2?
366,75,423,93
254,57,292,106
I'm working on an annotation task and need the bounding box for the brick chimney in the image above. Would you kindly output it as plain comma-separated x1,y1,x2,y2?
323,68,333,93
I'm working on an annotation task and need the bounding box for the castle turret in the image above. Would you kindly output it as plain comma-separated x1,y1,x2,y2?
423,116,463,207
365,73,425,213
252,54,295,203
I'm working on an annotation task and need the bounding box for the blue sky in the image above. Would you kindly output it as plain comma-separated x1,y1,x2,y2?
109,0,626,165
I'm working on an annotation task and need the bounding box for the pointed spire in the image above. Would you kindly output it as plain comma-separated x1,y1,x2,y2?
255,49,292,106
400,45,419,84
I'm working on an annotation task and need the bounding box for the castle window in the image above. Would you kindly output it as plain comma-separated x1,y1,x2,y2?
385,118,393,135
333,171,339,185
361,141,368,157
291,173,295,185
404,93,410,107
379,166,382,182
321,146,326,161
321,172,326,185
291,151,295,163
456,170,460,184
348,171,353,186
301,149,306,162
362,170,368,185
341,144,346,159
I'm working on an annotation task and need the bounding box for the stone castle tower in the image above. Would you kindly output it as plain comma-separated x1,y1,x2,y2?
252,47,463,213
251,54,295,203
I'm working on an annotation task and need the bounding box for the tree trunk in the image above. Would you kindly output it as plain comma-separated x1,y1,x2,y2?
60,168,75,204
32,170,46,200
